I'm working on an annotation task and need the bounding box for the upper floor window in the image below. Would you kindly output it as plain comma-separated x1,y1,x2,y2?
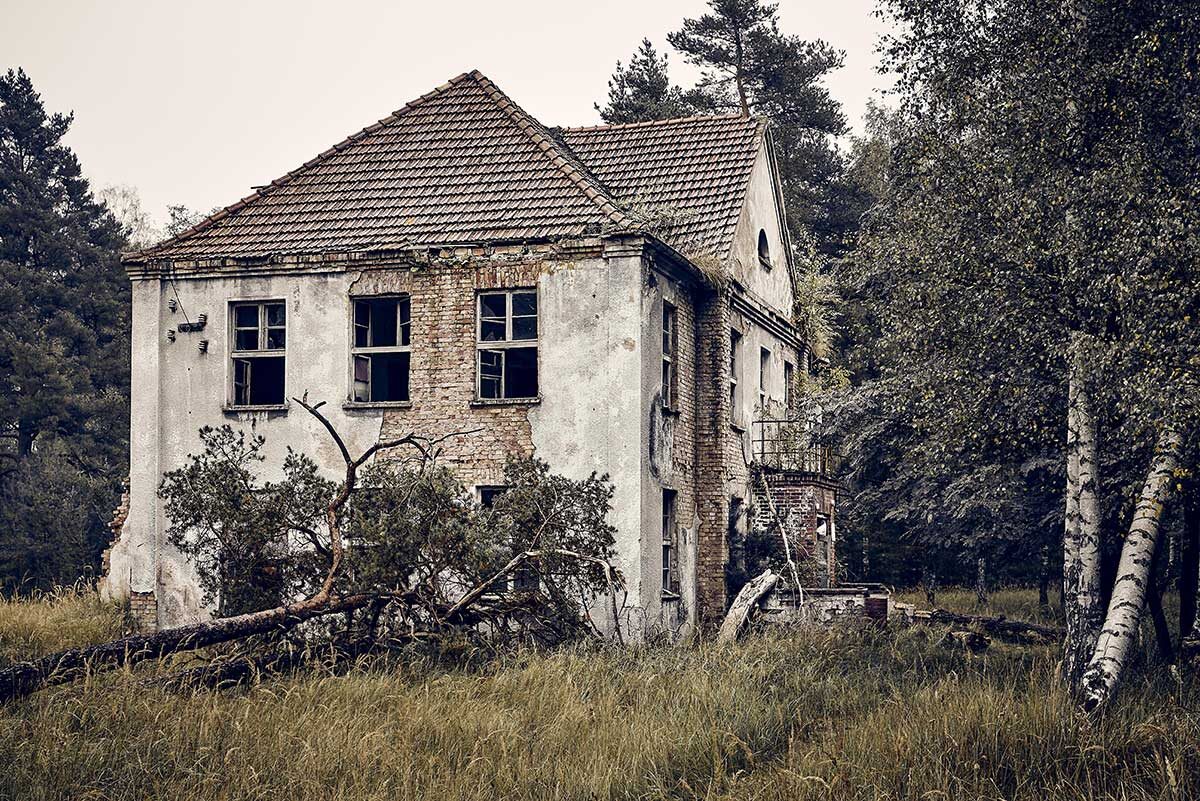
477,290,538,400
662,301,677,410
784,360,795,411
729,329,742,424
351,296,411,403
758,229,771,271
230,300,286,407
759,347,771,411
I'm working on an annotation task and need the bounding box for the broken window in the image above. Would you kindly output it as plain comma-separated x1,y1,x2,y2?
759,347,770,411
729,329,742,424
758,229,771,271
230,300,286,407
662,300,677,409
478,485,538,591
477,290,538,400
351,296,411,403
662,489,678,595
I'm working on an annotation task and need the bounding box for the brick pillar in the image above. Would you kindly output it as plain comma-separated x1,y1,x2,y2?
692,287,732,628
128,591,159,633
750,469,838,587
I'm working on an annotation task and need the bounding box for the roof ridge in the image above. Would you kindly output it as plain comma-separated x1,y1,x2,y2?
560,113,757,133
129,70,482,261
468,72,637,231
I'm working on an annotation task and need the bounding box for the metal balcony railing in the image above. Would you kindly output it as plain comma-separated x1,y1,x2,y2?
752,417,842,476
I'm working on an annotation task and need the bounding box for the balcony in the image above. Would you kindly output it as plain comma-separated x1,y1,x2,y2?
752,416,842,478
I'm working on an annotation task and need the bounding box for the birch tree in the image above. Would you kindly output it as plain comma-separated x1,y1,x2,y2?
834,0,1200,705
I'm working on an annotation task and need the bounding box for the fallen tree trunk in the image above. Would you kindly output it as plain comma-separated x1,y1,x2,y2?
0,592,376,704
925,609,1064,642
716,569,778,646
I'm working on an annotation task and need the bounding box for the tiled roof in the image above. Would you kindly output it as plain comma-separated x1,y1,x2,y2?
561,115,764,259
129,71,764,264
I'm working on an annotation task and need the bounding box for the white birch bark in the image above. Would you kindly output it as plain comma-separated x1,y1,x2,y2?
1062,332,1103,686
1079,427,1184,710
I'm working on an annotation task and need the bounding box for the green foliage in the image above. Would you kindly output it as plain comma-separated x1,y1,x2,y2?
0,68,129,592
1,589,1196,800
159,426,333,615
830,0,1200,586
597,2,853,257
595,39,711,124
159,426,620,634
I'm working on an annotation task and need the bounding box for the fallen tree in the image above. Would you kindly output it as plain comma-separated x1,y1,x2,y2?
0,398,626,704
924,609,1063,642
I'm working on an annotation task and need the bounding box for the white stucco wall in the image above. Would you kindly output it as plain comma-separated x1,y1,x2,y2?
728,146,795,316
111,253,651,631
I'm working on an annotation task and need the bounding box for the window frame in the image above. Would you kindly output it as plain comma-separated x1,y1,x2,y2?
729,329,742,426
661,488,678,597
228,299,288,409
475,289,539,402
757,229,772,271
661,300,677,411
348,294,412,405
784,360,795,411
759,346,771,412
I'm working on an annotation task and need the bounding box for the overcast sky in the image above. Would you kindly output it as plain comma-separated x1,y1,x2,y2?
3,0,894,227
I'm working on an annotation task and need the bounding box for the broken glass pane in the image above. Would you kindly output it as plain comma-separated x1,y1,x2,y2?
479,349,503,398
266,303,286,327
247,356,285,405
504,347,538,398
370,351,410,402
266,328,286,350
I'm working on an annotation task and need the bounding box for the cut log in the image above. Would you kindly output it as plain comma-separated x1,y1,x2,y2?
716,569,778,646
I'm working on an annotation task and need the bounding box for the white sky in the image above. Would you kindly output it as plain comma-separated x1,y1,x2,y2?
2,0,894,225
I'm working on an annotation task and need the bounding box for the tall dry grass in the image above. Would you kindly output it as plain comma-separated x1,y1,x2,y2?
0,589,1196,801
0,584,124,666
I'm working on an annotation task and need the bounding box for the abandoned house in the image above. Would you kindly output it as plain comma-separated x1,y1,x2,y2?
102,70,839,637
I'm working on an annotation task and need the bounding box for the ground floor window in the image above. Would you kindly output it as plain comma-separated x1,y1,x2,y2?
478,484,538,591
662,489,678,595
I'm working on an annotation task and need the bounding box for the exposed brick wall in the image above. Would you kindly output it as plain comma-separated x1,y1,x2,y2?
652,268,699,630
750,469,838,586
691,288,732,627
357,258,548,488
128,591,158,633
99,481,130,581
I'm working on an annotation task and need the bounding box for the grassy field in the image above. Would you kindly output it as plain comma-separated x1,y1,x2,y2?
1,588,1197,801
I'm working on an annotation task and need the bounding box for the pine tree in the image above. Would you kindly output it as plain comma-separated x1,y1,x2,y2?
0,68,130,590
596,39,709,125
666,0,852,256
